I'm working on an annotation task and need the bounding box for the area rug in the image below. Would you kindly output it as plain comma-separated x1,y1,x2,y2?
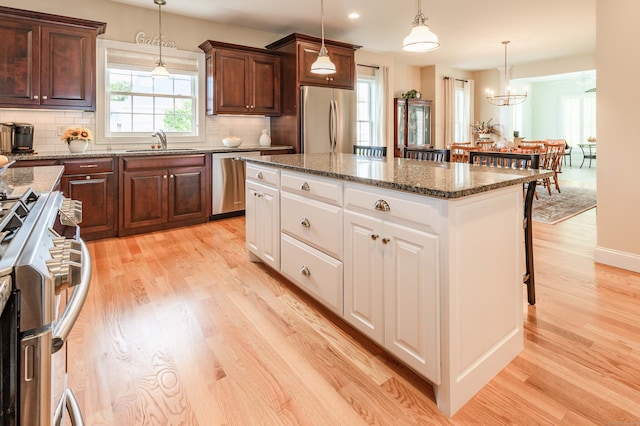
532,185,596,224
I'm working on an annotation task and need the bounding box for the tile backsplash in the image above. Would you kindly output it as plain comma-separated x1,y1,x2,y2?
0,109,271,153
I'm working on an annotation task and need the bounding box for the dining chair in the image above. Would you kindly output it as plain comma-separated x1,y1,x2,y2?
468,151,540,305
403,146,450,162
542,141,566,194
449,144,476,163
546,139,572,167
353,145,387,157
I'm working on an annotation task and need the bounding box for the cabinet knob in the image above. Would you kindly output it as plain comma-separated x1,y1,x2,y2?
257,172,264,179
163,175,167,179
371,234,379,240
374,199,390,211
33,95,39,100
300,217,311,228
246,105,250,109
300,266,311,277
170,175,174,178
300,182,310,191
85,175,91,180
42,96,48,100
382,237,390,245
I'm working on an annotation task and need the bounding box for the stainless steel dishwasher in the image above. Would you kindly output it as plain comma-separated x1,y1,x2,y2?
211,151,260,219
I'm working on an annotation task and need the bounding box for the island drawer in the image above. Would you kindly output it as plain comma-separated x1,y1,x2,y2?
61,157,114,174
281,171,342,206
246,163,280,187
281,191,342,259
344,183,441,233
281,233,343,316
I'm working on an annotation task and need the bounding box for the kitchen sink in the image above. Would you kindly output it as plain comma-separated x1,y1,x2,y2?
125,148,196,153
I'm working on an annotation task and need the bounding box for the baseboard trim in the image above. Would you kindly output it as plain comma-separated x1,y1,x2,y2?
594,246,640,273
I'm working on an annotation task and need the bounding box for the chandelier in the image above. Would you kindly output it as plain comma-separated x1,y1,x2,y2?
486,41,527,106
402,0,439,52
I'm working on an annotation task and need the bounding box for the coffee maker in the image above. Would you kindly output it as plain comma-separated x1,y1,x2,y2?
0,123,34,153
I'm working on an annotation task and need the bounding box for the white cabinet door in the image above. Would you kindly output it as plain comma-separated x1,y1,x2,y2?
383,221,440,384
343,210,385,343
246,180,280,271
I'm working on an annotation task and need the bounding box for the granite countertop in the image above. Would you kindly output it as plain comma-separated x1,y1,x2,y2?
243,153,554,199
0,165,64,197
5,145,293,161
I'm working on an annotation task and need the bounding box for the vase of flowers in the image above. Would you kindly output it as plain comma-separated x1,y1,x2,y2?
471,119,500,139
61,127,93,153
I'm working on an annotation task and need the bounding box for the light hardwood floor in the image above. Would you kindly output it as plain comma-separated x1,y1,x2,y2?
68,208,640,425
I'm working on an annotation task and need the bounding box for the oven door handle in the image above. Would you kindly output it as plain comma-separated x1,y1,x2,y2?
52,238,91,353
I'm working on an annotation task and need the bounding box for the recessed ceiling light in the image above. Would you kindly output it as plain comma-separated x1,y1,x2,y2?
348,12,360,19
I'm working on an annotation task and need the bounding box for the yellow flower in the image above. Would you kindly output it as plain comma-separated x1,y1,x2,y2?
61,127,93,144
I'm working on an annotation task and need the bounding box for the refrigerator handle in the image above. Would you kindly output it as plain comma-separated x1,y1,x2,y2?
330,99,338,152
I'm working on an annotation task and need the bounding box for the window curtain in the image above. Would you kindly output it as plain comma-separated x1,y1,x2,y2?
443,77,456,146
374,66,389,147
465,79,475,142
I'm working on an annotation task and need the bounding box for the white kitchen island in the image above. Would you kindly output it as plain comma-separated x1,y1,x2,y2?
243,153,551,416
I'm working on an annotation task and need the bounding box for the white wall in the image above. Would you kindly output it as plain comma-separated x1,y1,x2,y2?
594,0,640,272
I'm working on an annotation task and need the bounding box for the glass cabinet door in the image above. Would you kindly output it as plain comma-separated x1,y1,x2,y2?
394,98,432,157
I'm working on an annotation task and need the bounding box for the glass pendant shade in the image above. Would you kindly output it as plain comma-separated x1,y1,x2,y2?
152,0,170,78
403,24,440,52
310,46,336,74
310,0,336,75
402,0,439,52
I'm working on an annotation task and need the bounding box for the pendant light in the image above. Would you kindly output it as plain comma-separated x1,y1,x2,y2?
402,0,439,52
486,41,527,106
151,0,170,78
310,0,336,75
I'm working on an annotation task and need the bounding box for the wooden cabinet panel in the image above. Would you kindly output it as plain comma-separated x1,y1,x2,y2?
168,166,207,222
199,40,281,116
0,7,105,111
120,154,210,236
60,172,116,240
41,25,96,110
298,41,355,89
123,169,167,230
0,19,40,106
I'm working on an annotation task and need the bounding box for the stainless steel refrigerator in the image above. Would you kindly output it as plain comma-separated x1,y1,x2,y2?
300,85,356,154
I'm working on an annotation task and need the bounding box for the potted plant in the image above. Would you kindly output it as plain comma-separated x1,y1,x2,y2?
471,119,500,138
61,127,93,153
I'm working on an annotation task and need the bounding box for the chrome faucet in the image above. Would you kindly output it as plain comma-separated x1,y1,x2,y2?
151,129,167,150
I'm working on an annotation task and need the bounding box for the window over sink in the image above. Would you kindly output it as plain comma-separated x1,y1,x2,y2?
96,40,205,146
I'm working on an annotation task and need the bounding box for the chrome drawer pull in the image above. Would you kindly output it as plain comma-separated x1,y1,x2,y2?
374,199,390,211
79,164,98,168
300,266,311,277
301,218,311,227
256,172,264,179
300,182,310,191
371,234,379,240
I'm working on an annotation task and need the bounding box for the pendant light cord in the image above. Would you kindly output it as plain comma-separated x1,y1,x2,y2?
320,0,326,49
157,0,164,65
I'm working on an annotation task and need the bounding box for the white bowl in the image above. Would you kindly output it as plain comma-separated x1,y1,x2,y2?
222,137,242,148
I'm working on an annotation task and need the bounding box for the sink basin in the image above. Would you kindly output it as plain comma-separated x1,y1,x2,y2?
125,148,195,153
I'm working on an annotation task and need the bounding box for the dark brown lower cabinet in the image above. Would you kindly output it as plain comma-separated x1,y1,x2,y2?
59,158,117,240
120,154,210,236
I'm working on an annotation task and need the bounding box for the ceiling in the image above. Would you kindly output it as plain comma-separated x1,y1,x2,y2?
110,0,596,71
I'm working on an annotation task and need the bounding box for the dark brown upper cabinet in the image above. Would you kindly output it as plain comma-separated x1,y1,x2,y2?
199,40,281,116
0,7,106,111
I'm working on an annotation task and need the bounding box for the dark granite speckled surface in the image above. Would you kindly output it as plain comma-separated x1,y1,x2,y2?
5,145,292,161
0,165,64,198
243,153,554,199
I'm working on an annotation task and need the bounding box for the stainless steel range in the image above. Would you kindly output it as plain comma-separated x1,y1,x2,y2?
0,188,89,426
